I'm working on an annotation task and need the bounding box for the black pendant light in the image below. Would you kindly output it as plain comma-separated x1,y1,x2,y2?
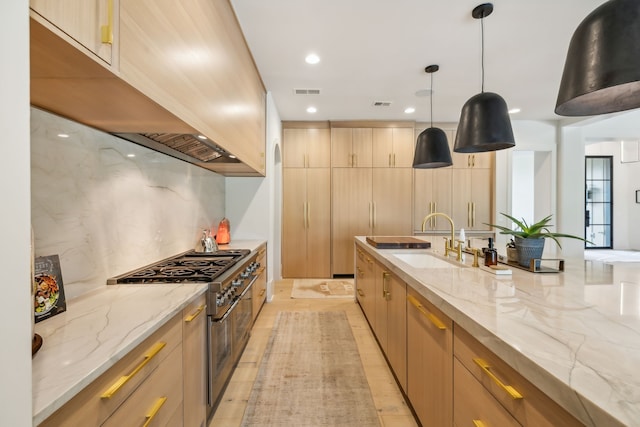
413,65,453,168
555,0,640,116
454,3,515,153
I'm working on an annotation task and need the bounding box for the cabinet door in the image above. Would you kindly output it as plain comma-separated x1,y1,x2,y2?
374,264,389,351
452,169,472,230
372,128,393,167
391,127,415,167
252,247,267,320
452,169,492,230
356,247,376,325
307,128,331,168
406,288,453,427
332,168,372,275
372,168,412,236
386,273,407,391
306,168,331,277
450,130,494,169
183,295,207,427
414,168,452,232
352,128,373,167
331,128,353,167
282,168,307,278
30,0,114,64
283,128,307,168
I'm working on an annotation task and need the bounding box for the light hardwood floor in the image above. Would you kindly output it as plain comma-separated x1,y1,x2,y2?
208,279,418,427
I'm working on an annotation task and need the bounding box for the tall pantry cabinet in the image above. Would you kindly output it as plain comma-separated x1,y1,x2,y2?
282,126,331,278
331,125,413,276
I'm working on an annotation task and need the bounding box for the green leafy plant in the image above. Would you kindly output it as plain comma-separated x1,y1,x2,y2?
486,213,588,249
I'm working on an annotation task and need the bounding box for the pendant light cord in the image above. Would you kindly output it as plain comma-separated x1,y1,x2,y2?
481,16,485,93
430,72,434,127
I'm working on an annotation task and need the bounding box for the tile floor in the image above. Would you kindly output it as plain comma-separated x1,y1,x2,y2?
208,279,418,427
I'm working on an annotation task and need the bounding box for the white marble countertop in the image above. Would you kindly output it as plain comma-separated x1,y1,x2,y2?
356,236,640,427
32,239,265,425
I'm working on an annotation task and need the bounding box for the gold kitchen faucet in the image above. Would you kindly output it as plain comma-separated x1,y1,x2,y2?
420,212,463,261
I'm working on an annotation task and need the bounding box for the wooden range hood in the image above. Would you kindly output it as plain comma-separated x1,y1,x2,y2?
30,18,259,177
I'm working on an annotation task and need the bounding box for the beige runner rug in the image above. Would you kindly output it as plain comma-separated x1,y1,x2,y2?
290,278,354,299
241,311,380,426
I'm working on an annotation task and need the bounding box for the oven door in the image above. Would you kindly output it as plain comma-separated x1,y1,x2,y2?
232,278,255,361
207,310,233,414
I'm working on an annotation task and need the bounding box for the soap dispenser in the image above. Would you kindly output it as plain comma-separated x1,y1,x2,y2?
484,237,498,266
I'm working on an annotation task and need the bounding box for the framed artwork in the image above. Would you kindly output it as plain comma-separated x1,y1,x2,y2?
34,254,67,323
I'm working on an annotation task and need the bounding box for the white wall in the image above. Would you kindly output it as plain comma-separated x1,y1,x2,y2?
1,2,32,425
226,92,282,300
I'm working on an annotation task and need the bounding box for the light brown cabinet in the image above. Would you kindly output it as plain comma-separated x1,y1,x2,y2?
283,168,331,277
332,167,412,275
450,130,493,170
283,127,330,168
182,295,207,427
414,168,453,232
373,266,407,391
252,246,267,320
372,127,415,167
331,128,373,167
454,327,583,427
30,0,115,65
406,286,453,427
452,168,493,230
355,247,376,326
39,314,183,426
119,0,266,175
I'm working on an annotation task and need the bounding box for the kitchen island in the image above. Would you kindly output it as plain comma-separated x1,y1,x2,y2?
32,240,265,425
356,236,640,427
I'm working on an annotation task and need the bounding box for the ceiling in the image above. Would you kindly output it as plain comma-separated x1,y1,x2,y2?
230,0,607,124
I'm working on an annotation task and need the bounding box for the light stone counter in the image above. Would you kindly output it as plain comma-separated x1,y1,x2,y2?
356,236,640,427
32,239,265,425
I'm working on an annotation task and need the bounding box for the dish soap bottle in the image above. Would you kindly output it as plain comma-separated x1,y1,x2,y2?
484,237,498,266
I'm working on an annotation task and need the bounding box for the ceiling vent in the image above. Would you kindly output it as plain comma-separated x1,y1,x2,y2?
373,101,392,107
294,88,321,95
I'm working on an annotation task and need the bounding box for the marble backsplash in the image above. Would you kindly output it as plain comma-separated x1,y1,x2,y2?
30,108,225,300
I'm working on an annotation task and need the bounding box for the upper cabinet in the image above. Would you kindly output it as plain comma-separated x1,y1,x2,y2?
283,126,331,168
331,128,373,168
450,130,493,169
372,127,414,168
119,0,266,175
30,0,116,65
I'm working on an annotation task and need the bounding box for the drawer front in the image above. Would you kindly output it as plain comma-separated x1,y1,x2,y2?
454,358,520,427
103,344,183,427
454,327,583,427
40,314,182,426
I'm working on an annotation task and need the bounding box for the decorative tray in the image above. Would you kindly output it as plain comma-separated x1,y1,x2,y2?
499,258,564,273
366,236,431,249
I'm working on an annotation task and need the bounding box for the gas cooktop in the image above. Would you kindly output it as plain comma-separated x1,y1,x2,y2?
107,249,250,285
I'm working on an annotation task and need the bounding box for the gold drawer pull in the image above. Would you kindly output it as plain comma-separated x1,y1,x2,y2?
357,288,365,297
257,266,266,274
100,0,114,44
184,305,205,322
407,295,446,330
259,289,266,296
473,358,523,400
473,420,487,427
143,396,167,427
101,342,166,399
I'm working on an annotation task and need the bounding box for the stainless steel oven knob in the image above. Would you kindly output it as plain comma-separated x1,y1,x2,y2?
232,279,242,287
240,271,250,279
216,296,224,306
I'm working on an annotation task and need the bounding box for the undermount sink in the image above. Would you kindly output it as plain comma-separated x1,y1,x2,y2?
392,252,461,269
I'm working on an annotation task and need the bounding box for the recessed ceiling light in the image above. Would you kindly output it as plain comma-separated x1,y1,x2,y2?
305,53,320,64
508,108,521,114
306,106,317,113
404,107,416,114
57,133,69,138
127,154,136,158
197,135,207,140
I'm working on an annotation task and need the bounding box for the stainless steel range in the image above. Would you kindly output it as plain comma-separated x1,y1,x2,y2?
108,248,260,418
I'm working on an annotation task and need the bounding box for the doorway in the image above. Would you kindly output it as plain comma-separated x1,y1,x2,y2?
585,156,613,248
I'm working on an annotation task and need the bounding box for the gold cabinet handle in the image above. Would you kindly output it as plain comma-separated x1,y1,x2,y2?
357,288,365,297
143,396,167,427
473,358,523,400
259,289,266,296
407,295,446,330
468,154,471,167
372,203,376,229
100,0,114,44
369,202,373,229
393,153,396,167
468,202,472,228
101,342,166,399
473,421,487,427
256,266,266,274
184,305,205,322
307,202,311,227
388,153,392,167
472,202,476,228
382,272,390,299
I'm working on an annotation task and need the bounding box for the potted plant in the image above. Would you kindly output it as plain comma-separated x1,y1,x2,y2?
486,213,588,267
